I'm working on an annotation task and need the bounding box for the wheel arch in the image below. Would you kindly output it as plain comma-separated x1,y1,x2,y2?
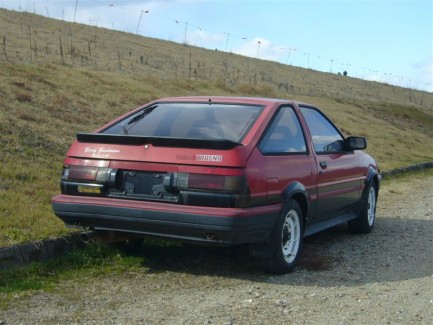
366,165,381,195
349,167,379,234
280,181,309,229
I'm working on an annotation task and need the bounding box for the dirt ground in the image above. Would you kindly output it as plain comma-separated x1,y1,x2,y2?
2,175,433,324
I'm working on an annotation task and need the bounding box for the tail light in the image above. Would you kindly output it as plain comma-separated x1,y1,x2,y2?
164,172,246,193
63,165,118,185
164,172,250,208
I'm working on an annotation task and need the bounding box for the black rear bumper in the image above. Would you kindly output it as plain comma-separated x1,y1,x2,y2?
52,195,279,245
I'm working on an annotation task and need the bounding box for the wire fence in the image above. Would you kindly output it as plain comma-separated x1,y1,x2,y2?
1,0,431,93
1,10,432,109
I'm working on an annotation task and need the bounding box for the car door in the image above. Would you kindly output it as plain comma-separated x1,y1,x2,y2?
299,106,363,222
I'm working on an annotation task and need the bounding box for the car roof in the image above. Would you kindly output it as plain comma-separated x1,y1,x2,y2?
152,96,310,107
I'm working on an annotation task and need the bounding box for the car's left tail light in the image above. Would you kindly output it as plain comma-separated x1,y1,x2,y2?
60,165,119,196
63,165,118,184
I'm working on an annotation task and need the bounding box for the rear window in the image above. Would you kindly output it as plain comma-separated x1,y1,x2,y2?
102,102,263,142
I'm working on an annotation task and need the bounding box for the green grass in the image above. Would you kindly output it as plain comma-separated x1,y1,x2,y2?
0,243,144,309
0,8,432,247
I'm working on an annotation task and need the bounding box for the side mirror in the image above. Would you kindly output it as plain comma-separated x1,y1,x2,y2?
346,136,367,150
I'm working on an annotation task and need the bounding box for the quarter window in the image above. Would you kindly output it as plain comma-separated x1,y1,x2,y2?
259,106,307,154
299,106,345,153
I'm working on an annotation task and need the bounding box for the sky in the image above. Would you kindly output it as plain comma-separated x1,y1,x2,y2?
0,0,432,92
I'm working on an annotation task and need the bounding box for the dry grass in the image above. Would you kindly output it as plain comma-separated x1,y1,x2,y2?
0,8,432,246
1,9,432,108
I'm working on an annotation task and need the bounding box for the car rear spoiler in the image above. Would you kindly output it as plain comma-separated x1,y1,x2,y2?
76,133,243,150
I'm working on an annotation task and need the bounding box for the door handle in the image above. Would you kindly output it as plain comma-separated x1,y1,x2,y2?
319,161,327,169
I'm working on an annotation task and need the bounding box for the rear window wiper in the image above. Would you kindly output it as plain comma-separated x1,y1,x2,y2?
127,105,158,125
122,105,157,134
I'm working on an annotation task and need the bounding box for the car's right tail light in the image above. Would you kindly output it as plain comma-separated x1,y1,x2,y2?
164,172,246,193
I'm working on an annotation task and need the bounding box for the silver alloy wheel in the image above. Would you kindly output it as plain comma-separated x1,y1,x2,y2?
367,186,376,226
281,210,301,264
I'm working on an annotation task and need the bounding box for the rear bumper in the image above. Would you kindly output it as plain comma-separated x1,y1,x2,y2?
51,195,280,245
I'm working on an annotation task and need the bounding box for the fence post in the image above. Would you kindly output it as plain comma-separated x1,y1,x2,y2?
59,36,64,64
27,25,32,62
2,35,7,60
117,51,122,71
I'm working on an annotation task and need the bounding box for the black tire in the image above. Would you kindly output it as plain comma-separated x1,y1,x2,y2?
348,182,377,234
261,199,304,274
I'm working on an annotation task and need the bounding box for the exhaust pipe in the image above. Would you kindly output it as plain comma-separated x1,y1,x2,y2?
79,230,97,243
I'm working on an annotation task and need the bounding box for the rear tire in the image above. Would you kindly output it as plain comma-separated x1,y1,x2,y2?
261,199,303,274
348,182,377,234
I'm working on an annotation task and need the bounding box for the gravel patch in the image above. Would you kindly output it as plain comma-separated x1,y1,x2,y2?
1,176,432,324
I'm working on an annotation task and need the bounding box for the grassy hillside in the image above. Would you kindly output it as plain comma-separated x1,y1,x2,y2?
0,9,432,246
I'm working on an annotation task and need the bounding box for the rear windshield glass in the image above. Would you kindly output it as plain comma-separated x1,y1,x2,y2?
102,102,263,142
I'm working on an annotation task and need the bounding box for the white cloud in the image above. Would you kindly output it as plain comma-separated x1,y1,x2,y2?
232,37,287,62
412,56,433,92
187,29,225,48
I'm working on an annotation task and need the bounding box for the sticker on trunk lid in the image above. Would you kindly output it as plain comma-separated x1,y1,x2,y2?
84,146,120,158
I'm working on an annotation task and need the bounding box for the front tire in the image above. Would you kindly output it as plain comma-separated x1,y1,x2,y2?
261,199,303,274
348,182,377,234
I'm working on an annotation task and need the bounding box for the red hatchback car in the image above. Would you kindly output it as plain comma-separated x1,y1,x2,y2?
52,96,381,273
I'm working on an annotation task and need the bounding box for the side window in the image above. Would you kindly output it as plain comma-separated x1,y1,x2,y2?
259,106,307,154
299,106,345,153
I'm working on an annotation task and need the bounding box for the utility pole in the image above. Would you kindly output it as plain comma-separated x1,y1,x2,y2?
73,0,78,23
286,48,293,64
257,41,261,59
136,10,143,34
225,33,230,51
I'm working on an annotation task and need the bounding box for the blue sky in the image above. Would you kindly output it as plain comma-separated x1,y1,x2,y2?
1,0,432,92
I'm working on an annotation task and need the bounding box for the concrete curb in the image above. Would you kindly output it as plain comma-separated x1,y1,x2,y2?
0,234,83,270
381,162,433,177
1,161,432,270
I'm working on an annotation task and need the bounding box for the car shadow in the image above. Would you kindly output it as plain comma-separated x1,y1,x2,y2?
126,216,432,287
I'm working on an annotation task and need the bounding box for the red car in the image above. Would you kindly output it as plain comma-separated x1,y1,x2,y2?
52,96,381,273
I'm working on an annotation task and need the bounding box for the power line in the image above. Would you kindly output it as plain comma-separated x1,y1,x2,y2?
4,1,431,92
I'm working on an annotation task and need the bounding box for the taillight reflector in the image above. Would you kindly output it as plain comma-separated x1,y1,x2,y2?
68,166,99,180
65,165,113,182
172,173,246,192
188,174,225,190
